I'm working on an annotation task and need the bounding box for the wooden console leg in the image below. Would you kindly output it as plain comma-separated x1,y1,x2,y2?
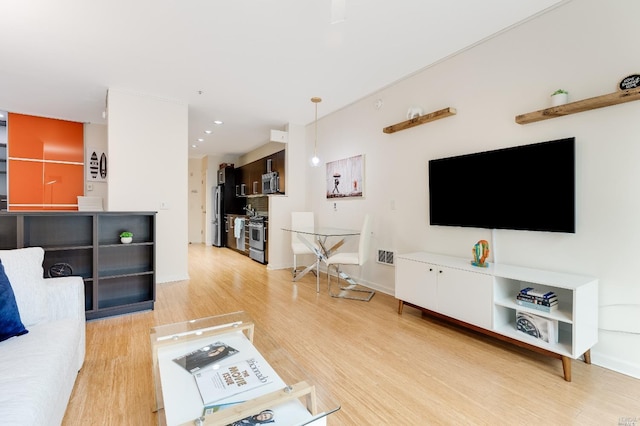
583,349,591,364
397,300,404,315
561,356,572,382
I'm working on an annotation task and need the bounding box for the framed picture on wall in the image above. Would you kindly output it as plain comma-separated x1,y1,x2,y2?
326,154,364,199
86,147,107,182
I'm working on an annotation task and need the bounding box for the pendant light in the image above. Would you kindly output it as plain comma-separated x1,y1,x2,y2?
310,97,322,167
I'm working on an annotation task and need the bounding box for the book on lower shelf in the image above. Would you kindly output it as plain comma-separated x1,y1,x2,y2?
204,400,315,425
194,357,273,405
516,310,559,343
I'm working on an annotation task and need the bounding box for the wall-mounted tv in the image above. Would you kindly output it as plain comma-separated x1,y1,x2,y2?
428,137,575,233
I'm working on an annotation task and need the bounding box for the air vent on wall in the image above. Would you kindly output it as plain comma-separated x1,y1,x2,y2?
377,249,394,266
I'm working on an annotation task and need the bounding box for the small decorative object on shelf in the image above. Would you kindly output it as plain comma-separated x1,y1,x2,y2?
48,262,73,278
471,239,490,267
120,231,133,244
406,106,423,119
551,89,569,106
619,74,640,90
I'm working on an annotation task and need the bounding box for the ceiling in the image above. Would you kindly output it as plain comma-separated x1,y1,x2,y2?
0,0,565,158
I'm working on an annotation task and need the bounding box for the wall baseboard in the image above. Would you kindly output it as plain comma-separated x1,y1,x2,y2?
157,273,190,284
591,351,640,380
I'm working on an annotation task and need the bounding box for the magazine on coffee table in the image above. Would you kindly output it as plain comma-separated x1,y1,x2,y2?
206,400,314,425
173,341,239,374
194,357,273,405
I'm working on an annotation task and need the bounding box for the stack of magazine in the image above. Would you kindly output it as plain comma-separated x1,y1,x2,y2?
172,340,313,425
173,341,272,405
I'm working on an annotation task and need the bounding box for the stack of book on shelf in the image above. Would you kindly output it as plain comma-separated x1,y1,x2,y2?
516,287,558,313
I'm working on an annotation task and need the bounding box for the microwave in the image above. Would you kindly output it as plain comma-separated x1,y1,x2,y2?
262,172,279,194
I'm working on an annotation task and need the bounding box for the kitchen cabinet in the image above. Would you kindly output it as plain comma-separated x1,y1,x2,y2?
235,149,286,196
225,214,249,255
225,215,237,250
0,211,156,320
270,150,285,194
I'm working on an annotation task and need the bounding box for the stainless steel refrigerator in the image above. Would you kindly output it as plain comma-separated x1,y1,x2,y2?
212,184,224,247
212,166,241,247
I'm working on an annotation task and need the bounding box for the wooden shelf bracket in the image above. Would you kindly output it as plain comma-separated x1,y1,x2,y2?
516,87,640,124
383,107,456,134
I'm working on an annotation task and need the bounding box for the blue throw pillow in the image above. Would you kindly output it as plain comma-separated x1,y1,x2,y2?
0,260,29,342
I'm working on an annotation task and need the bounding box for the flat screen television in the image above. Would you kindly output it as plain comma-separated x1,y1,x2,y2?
428,137,575,233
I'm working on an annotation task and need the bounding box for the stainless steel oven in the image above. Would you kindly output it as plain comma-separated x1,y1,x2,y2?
248,216,266,264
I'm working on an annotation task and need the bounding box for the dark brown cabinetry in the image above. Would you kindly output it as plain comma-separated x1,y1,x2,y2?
225,214,249,255
0,211,156,320
235,150,286,195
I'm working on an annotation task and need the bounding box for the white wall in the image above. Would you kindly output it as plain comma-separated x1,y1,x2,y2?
107,89,189,284
83,123,108,205
188,158,204,243
307,0,640,378
267,123,308,270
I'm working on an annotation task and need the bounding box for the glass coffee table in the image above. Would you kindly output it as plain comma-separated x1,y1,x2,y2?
150,311,340,425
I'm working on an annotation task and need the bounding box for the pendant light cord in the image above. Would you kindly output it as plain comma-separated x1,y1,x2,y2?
311,97,322,166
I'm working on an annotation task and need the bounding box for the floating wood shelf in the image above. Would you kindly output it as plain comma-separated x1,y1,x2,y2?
516,87,640,124
383,107,456,134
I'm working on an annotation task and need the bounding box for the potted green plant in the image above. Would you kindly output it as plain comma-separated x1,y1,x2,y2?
551,89,569,107
120,231,133,244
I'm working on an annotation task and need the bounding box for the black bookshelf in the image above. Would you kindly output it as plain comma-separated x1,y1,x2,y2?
0,211,156,320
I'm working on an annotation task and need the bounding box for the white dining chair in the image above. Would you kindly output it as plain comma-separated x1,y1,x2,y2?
325,214,375,301
291,212,317,278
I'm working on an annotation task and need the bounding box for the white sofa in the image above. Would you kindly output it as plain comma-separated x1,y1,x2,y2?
0,247,86,426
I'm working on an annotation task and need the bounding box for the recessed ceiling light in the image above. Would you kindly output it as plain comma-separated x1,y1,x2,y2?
191,144,197,148
213,120,223,125
204,130,212,134
197,138,204,142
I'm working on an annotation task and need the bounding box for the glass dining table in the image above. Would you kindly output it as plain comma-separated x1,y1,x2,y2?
282,226,360,293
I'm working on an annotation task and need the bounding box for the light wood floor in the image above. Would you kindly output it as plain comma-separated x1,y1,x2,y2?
63,244,640,425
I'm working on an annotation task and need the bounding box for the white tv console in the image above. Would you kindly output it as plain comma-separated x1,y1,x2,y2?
395,252,598,381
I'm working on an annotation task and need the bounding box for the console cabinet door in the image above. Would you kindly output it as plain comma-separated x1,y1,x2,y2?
437,267,493,329
395,258,437,310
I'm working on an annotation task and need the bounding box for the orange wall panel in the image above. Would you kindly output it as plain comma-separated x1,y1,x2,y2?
8,160,44,204
7,112,84,210
43,163,84,204
8,113,84,162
